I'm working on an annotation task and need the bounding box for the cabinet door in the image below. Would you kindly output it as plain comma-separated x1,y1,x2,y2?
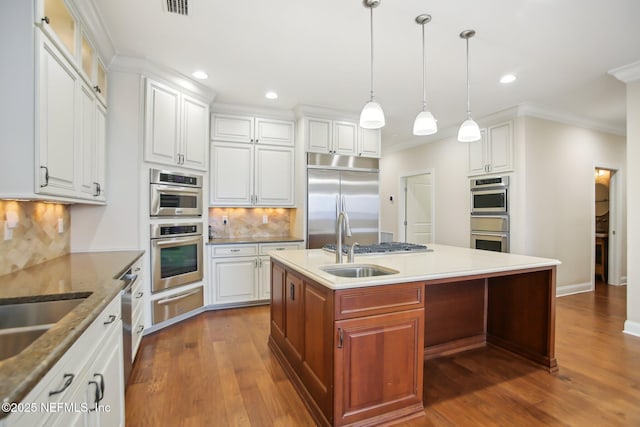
36,0,77,59
259,255,271,300
334,309,424,426
210,257,258,303
270,261,286,340
37,35,78,197
254,145,294,206
144,79,180,166
284,271,304,364
333,121,357,156
488,121,513,174
78,82,97,198
181,95,209,171
467,128,487,176
94,102,107,200
255,118,294,146
305,117,332,154
358,127,381,158
85,327,125,427
210,142,254,206
211,114,254,143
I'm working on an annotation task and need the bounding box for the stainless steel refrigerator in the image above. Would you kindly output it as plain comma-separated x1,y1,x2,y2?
307,154,379,249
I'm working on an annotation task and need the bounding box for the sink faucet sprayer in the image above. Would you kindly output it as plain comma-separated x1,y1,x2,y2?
336,210,352,263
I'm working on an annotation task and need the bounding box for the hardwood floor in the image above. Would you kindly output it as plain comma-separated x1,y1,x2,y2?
126,283,640,426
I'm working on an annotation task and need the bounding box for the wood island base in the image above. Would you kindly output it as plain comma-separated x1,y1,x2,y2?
269,259,557,426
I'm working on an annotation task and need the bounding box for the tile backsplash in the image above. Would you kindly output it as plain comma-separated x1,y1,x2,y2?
0,201,70,276
209,208,293,238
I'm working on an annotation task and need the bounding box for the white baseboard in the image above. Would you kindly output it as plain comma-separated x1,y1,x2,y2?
623,320,640,337
556,282,592,297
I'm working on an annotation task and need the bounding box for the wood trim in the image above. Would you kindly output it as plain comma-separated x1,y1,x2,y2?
423,334,487,360
335,282,424,320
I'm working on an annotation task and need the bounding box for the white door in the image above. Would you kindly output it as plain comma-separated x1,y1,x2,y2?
467,129,487,176
210,142,254,206
144,79,180,166
255,118,294,146
333,121,357,155
358,128,381,158
305,117,332,153
94,102,107,200
211,257,258,303
259,256,271,300
488,121,513,173
78,82,96,198
181,95,208,170
254,145,294,206
404,173,433,244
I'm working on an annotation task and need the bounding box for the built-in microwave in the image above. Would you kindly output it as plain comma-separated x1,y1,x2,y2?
150,169,203,217
470,176,509,214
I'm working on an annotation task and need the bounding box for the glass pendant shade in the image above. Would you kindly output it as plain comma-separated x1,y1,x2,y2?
413,110,437,135
457,117,481,142
360,100,385,129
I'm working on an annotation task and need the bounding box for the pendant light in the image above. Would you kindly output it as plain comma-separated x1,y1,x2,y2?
413,14,437,136
457,29,481,142
359,0,385,129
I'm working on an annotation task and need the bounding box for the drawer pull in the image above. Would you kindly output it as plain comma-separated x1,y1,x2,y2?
103,314,116,325
135,291,144,299
136,325,144,334
49,373,74,396
338,328,344,349
230,249,241,252
157,289,200,305
290,283,295,301
275,247,286,251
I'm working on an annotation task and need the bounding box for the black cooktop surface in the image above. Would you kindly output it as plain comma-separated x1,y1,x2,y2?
323,242,430,255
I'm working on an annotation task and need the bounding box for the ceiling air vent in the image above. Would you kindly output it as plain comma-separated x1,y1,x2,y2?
165,0,188,16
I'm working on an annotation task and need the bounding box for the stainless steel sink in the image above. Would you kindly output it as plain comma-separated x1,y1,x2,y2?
0,297,86,360
321,264,399,278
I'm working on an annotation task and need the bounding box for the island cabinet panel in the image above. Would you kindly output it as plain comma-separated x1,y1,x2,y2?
334,309,425,426
334,282,424,320
270,262,286,341
284,271,305,365
423,279,487,359
487,268,557,371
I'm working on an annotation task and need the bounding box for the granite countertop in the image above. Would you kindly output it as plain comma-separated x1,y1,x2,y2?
269,244,561,290
0,250,144,417
207,235,304,245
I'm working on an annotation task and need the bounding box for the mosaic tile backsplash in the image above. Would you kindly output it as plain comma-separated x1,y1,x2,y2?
209,208,293,238
0,201,70,276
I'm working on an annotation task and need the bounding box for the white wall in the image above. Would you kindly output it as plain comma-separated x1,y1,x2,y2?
70,71,143,251
380,134,469,247
521,117,626,291
379,115,626,293
625,79,640,335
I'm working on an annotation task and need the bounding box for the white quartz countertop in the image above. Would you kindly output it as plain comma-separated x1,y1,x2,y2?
269,244,561,290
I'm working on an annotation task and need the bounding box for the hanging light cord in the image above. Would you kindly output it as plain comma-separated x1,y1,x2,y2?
421,22,426,111
465,36,471,118
369,5,375,101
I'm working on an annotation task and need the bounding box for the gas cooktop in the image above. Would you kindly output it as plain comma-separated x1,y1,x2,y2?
322,242,431,255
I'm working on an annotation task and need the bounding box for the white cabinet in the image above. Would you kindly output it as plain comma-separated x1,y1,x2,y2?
303,116,380,158
4,295,124,427
130,259,145,361
144,78,209,171
468,121,513,176
208,242,302,305
78,83,107,201
210,114,295,207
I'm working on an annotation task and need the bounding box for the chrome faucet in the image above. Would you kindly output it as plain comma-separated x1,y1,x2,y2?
335,210,352,263
348,242,359,263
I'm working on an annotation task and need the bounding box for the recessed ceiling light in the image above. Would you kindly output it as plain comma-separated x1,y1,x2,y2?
500,74,516,84
192,70,208,80
265,91,278,100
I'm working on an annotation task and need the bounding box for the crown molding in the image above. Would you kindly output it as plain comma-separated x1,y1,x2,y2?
109,56,216,103
609,60,640,83
516,103,625,136
70,0,116,64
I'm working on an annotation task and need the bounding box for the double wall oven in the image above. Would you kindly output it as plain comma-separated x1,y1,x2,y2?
149,169,204,325
470,176,510,253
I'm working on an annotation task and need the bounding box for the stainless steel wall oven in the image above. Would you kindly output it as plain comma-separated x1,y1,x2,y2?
150,223,203,293
470,176,510,253
150,169,203,217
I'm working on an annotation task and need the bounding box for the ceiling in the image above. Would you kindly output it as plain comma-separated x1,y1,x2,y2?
93,0,640,151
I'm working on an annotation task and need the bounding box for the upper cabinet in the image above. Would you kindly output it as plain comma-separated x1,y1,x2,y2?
144,78,209,171
302,116,380,158
210,114,295,207
468,121,514,176
0,1,109,203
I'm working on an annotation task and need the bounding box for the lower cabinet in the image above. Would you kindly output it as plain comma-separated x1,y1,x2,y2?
4,295,124,427
208,242,302,306
269,260,425,427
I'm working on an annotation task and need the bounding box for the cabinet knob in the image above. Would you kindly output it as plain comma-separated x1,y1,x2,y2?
41,16,50,24
93,85,102,94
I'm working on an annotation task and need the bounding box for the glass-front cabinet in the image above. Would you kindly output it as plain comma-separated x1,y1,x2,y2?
39,0,77,58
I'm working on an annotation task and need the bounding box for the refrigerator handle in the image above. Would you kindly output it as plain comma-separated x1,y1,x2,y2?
342,195,347,214
336,195,340,218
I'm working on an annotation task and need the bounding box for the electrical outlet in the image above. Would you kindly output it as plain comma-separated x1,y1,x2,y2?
262,215,268,224
58,218,64,233
222,216,228,225
4,222,13,241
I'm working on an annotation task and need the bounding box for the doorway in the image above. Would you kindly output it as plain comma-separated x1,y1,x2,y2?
593,167,623,287
401,172,433,244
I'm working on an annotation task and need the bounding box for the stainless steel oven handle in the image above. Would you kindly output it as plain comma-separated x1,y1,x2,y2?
156,289,200,305
154,236,202,247
470,231,508,237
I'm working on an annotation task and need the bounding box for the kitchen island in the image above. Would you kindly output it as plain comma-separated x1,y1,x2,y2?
268,244,560,426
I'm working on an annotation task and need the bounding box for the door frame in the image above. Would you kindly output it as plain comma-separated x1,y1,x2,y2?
398,169,435,243
591,164,625,287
